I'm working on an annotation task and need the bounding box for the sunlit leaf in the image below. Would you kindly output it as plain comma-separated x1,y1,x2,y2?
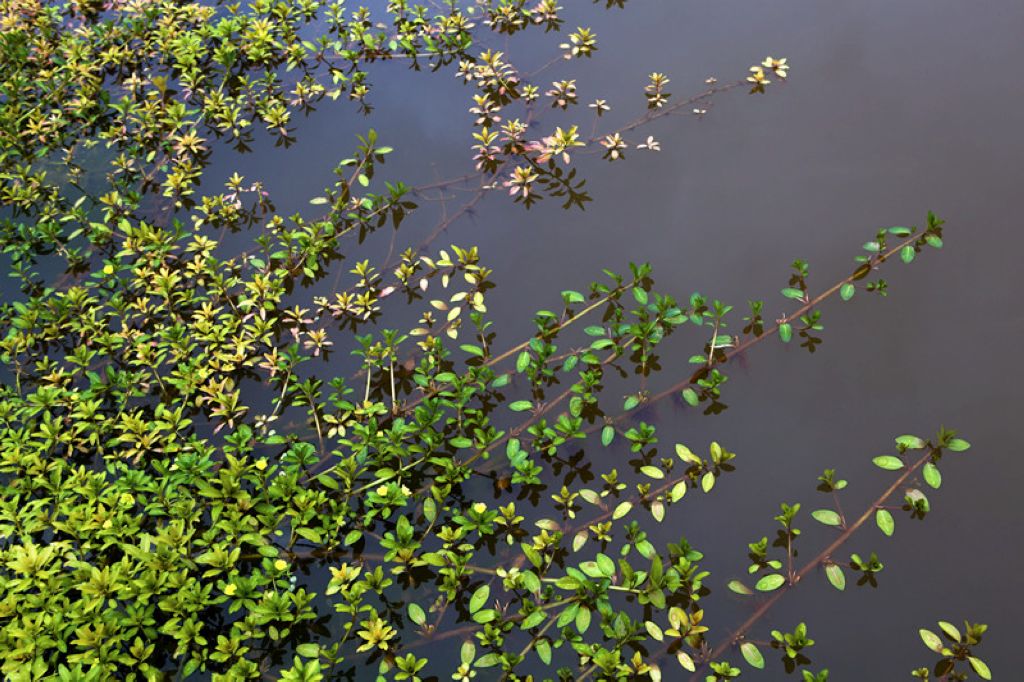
811,509,841,527
740,641,765,669
968,656,992,680
468,585,489,614
825,563,846,591
872,455,904,470
875,509,895,536
407,603,426,626
919,629,943,652
640,465,664,479
923,462,941,489
755,574,786,591
613,501,632,520
727,580,752,595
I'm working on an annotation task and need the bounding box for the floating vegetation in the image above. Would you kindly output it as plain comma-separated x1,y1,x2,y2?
0,1,992,680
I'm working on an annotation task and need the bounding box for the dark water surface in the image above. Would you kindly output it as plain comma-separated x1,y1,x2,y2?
190,0,1024,676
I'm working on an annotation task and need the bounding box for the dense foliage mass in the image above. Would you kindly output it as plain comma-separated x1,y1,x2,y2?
0,1,991,681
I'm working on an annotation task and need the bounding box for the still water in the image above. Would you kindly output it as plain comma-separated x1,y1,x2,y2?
91,0,1024,676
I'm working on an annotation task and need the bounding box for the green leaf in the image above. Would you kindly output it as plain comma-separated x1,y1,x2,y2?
677,651,696,672
919,629,943,652
612,501,632,520
601,425,615,447
516,351,531,373
460,344,484,357
295,527,321,543
675,443,702,465
740,642,765,669
895,435,926,449
308,196,329,205
476,654,501,668
640,465,664,479
461,641,476,665
595,553,616,577
840,282,855,301
423,498,437,523
575,606,591,634
922,462,941,489
825,563,846,591
755,574,786,592
937,621,961,642
872,455,904,470
645,620,664,641
535,638,552,665
468,584,489,614
888,226,913,236
811,509,841,527
727,580,752,595
561,290,585,304
900,245,915,263
623,395,640,411
295,642,319,658
781,287,805,300
968,656,992,680
521,610,545,630
407,603,426,626
875,509,895,536
946,438,971,452
701,471,715,493
509,400,533,412
633,287,649,305
779,323,793,343
681,387,699,406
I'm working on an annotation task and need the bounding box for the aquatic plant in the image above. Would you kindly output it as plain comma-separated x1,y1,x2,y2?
0,1,992,680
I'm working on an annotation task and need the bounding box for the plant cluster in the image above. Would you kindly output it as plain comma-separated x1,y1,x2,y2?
0,1,993,681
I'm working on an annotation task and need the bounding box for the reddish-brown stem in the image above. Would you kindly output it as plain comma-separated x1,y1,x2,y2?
686,445,939,679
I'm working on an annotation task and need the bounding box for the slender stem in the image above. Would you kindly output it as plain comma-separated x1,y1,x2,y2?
501,613,561,682
484,287,625,369
589,231,927,434
687,445,939,679
390,358,397,414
